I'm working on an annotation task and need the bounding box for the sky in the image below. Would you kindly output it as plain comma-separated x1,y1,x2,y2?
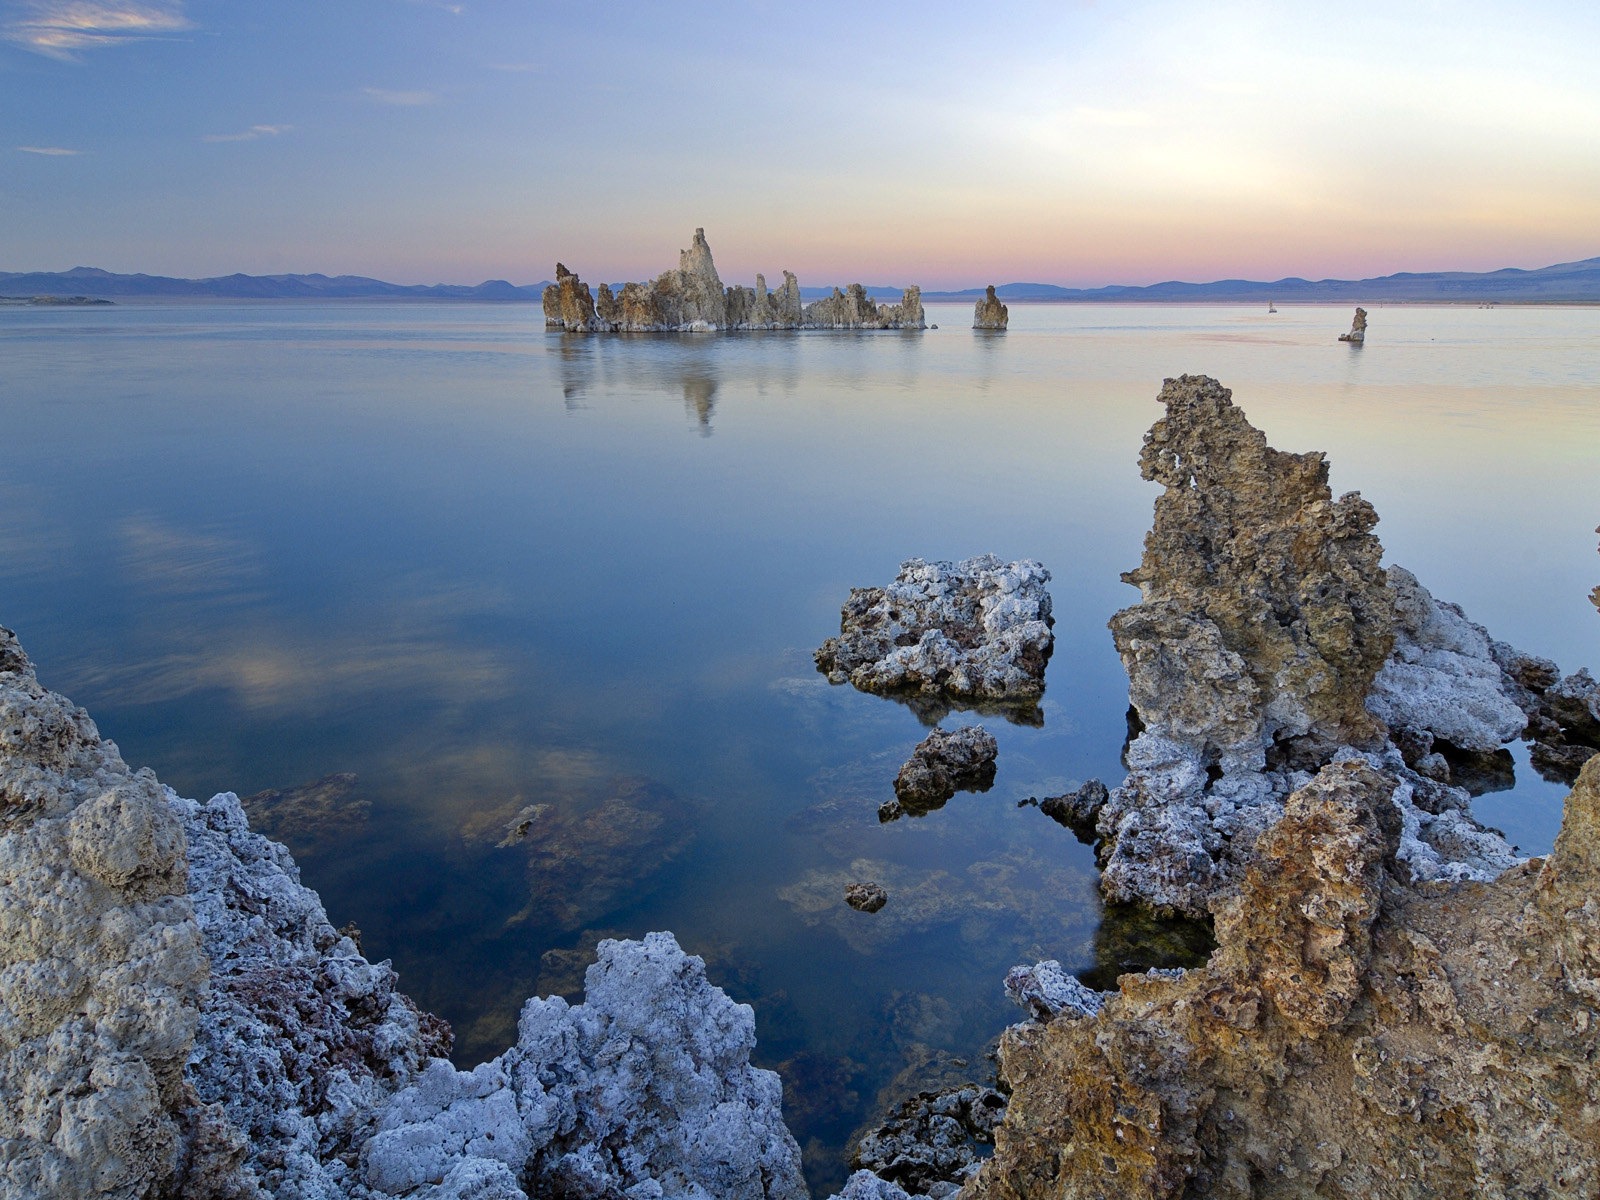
3,0,1599,289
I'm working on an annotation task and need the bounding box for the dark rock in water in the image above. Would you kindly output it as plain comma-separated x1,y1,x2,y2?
241,771,368,851
972,285,1008,331
845,882,889,913
889,726,998,817
542,262,603,331
851,1084,1006,1197
1036,778,1108,839
1338,305,1367,342
816,555,1053,724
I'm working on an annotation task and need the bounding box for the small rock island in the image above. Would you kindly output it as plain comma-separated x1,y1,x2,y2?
972,285,1008,330
542,228,925,332
1338,305,1368,342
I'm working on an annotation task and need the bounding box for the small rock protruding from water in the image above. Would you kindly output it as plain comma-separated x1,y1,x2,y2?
845,882,889,913
1037,779,1109,840
1338,305,1367,343
889,726,999,818
973,284,1009,330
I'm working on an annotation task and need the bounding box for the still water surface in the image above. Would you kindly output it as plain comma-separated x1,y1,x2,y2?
3,300,1595,1188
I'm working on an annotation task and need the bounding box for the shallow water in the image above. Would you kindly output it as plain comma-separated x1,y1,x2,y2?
3,300,1595,1190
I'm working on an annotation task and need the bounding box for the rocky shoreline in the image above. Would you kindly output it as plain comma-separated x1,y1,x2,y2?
4,373,1598,1198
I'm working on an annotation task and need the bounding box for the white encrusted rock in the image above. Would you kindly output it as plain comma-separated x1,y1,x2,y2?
1367,566,1528,751
1002,961,1105,1022
815,555,1054,711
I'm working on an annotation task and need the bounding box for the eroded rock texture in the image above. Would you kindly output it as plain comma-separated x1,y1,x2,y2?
0,627,206,1200
1,628,806,1200
966,757,1600,1200
362,933,807,1200
545,228,926,332
1098,376,1526,914
816,555,1054,724
885,727,999,820
1338,306,1367,343
971,286,1008,331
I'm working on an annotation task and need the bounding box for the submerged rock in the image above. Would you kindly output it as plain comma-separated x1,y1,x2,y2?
846,881,890,913
887,726,999,819
1338,305,1368,342
968,757,1600,1199
971,285,1008,331
241,770,369,850
815,555,1054,723
543,229,925,332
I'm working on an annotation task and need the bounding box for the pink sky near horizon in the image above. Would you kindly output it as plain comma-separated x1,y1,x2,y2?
4,1,1598,290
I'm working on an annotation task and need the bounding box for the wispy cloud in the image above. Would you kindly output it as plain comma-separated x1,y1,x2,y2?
362,86,438,106
201,124,292,144
18,144,83,155
4,0,192,61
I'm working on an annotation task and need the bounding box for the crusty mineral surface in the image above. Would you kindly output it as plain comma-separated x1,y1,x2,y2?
816,555,1054,721
1098,376,1526,914
1338,305,1368,343
965,757,1600,1200
0,626,806,1200
544,229,926,332
0,627,206,1200
971,285,1008,331
886,726,999,819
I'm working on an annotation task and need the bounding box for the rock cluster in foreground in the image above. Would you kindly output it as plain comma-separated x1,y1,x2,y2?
967,757,1600,1199
0,627,806,1200
816,555,1054,724
543,228,925,332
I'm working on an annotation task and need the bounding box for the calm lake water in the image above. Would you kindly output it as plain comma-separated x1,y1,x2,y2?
3,300,1596,1189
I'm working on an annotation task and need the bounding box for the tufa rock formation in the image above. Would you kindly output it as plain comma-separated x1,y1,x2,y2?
1097,376,1533,915
816,555,1054,725
966,756,1600,1200
845,882,889,913
1338,305,1367,343
544,228,925,332
0,626,806,1200
971,286,1008,331
885,726,999,820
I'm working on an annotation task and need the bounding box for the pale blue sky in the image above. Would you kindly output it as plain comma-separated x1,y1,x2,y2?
4,0,1598,288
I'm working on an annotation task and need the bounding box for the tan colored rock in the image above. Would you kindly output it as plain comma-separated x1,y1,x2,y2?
1338,305,1368,343
972,285,1008,330
967,757,1600,1200
0,627,207,1199
541,262,602,331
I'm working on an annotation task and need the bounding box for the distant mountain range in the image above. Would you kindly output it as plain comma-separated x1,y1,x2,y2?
4,256,1598,304
922,256,1600,303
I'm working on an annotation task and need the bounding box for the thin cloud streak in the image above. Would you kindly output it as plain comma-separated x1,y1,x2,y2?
4,0,192,60
18,144,83,154
362,87,438,106
201,124,292,144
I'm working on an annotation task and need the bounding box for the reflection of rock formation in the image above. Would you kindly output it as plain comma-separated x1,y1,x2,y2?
683,372,717,431
544,229,926,332
966,758,1600,1200
0,628,806,1200
815,555,1054,725
241,770,369,852
972,285,1008,330
1098,376,1526,914
1338,304,1368,342
461,778,699,931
